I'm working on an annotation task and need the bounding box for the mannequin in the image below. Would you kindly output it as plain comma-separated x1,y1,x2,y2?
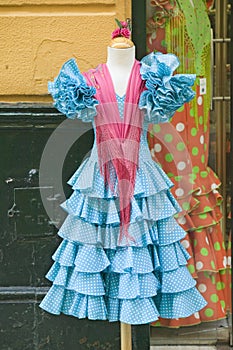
106,46,135,97
106,33,136,350
106,30,135,97
40,19,207,334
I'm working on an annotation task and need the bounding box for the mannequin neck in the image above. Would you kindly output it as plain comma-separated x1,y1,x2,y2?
106,46,136,97
106,46,135,69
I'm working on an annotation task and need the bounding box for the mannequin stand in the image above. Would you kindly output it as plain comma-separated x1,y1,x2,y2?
121,323,132,350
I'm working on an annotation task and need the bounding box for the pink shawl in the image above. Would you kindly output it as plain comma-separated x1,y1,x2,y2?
83,61,145,243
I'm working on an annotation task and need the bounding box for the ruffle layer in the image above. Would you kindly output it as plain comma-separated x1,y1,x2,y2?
167,167,223,232
48,58,98,121
61,189,180,225
58,215,187,249
40,238,207,324
152,269,229,327
151,167,226,327
139,52,196,123
40,286,108,320
67,155,174,199
49,239,190,276
40,285,160,324
154,287,207,319
105,296,160,324
188,223,227,273
167,165,221,199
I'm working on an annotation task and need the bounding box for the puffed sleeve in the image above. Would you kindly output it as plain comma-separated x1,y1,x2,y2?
139,52,196,123
48,58,99,122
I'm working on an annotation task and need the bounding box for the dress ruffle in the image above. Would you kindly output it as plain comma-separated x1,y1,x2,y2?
139,52,196,123
148,120,227,327
67,152,174,198
40,154,207,323
40,237,206,324
48,58,98,121
58,213,188,249
61,190,181,225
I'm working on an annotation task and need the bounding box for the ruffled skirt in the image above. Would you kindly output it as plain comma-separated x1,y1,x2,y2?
40,150,207,324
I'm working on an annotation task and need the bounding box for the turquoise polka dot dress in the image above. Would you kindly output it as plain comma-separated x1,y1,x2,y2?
39,54,207,324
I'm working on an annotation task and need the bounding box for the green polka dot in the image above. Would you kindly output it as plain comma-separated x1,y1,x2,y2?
193,239,197,247
165,153,173,162
216,281,225,290
189,173,197,180
153,124,161,133
182,202,190,211
205,308,214,317
191,127,198,136
199,116,203,125
154,321,161,327
210,261,216,269
189,178,195,185
210,294,219,303
189,108,194,117
192,147,199,156
176,142,185,151
201,248,209,256
188,264,195,274
199,213,207,219
220,269,226,275
164,134,173,142
201,155,205,163
222,241,226,249
214,242,221,251
204,143,207,151
220,300,226,309
174,175,182,181
204,125,208,132
200,171,208,178
211,275,216,284
204,206,212,212
204,271,210,278
161,39,167,47
167,172,174,178
193,166,200,174
177,105,184,112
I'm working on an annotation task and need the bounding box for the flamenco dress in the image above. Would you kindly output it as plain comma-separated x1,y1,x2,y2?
39,52,207,324
146,0,229,327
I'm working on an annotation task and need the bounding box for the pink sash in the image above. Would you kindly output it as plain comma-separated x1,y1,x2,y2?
84,61,145,243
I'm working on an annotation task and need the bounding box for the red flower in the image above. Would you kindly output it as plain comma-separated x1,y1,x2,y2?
111,28,121,39
120,28,131,39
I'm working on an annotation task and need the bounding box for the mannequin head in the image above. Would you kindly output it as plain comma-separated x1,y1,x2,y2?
109,19,134,49
109,37,134,49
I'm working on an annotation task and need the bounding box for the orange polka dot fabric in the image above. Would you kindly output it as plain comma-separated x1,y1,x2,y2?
149,85,229,327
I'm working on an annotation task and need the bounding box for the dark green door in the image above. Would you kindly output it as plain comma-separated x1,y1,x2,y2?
0,104,149,350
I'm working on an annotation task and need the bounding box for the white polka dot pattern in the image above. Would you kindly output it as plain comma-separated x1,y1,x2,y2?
40,93,207,324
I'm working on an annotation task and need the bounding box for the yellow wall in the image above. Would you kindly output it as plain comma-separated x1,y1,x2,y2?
0,0,131,102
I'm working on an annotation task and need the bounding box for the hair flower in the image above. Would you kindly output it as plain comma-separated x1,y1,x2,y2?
111,18,132,39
